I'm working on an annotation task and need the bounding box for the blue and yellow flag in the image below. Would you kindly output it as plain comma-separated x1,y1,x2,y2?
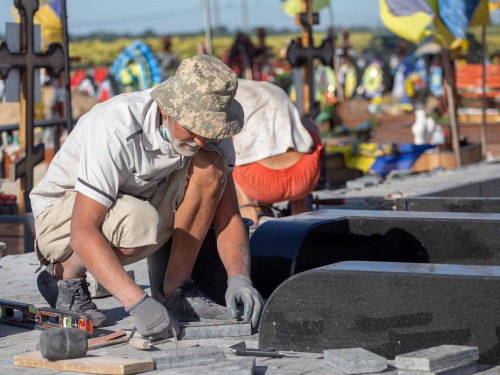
426,0,489,50
281,0,330,17
379,0,434,44
12,0,63,52
438,0,489,40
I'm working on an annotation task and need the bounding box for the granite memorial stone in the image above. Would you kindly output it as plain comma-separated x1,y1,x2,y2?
258,261,500,365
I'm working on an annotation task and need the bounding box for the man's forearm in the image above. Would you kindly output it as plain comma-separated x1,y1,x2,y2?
216,215,250,278
70,229,144,307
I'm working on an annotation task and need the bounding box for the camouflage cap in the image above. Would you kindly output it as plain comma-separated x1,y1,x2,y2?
150,54,243,140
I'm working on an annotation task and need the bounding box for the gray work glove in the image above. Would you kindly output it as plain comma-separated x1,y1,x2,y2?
125,293,180,340
225,274,263,329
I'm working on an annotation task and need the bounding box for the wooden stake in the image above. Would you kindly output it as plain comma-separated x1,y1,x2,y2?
481,25,487,159
300,0,313,115
18,9,27,214
442,49,462,167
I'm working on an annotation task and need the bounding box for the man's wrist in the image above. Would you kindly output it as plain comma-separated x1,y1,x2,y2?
227,274,252,285
123,289,147,310
227,271,250,279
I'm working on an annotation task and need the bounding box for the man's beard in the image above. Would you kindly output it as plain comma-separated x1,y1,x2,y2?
164,118,200,157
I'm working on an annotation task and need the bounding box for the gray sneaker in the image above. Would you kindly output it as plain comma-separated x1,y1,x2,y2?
37,266,108,328
158,279,233,321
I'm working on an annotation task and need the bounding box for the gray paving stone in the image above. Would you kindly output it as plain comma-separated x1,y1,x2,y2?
0,363,60,374
476,365,500,374
324,348,387,374
87,269,135,298
397,361,477,375
145,346,226,370
179,320,252,340
152,357,255,374
245,339,259,349
395,346,479,371
266,360,344,375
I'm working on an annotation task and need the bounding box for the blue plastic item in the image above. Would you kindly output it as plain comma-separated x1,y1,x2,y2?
369,143,434,176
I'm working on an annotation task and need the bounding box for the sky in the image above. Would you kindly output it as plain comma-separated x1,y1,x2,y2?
0,0,382,36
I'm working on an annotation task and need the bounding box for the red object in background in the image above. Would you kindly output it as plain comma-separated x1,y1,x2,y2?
93,67,109,85
0,193,16,205
456,64,500,98
99,88,111,102
70,67,110,88
70,69,87,87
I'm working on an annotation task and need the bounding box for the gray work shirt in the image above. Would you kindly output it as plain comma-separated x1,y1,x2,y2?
30,89,236,219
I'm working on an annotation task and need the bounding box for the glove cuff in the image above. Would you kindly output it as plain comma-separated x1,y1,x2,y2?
125,292,147,313
227,274,253,286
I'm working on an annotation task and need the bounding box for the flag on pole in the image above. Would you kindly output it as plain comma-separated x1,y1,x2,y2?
438,0,489,40
379,0,434,44
11,0,63,51
281,0,330,17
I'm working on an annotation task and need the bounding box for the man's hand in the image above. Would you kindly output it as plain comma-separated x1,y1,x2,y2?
126,293,180,340
225,274,263,328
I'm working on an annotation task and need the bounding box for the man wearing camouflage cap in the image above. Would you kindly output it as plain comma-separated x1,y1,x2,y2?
30,55,263,340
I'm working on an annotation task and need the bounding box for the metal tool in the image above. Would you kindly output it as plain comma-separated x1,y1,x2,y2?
88,337,128,350
231,347,285,358
127,327,178,350
0,299,93,337
88,331,127,350
172,326,178,349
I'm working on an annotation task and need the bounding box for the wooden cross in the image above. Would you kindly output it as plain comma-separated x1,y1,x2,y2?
286,0,334,118
0,0,66,212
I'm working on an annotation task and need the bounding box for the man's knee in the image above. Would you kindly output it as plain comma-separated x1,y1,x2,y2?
116,245,148,258
190,149,225,194
111,202,160,248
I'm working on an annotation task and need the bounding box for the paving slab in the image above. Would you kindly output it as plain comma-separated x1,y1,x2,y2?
142,346,226,370
150,357,255,374
395,346,479,371
179,320,251,340
324,348,387,374
397,361,477,375
476,365,500,374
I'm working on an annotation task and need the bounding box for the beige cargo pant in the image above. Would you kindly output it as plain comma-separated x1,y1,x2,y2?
34,155,230,268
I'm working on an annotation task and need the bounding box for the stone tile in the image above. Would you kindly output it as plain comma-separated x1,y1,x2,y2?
397,362,477,375
324,348,387,374
476,365,500,374
0,363,59,374
179,320,251,340
245,340,259,349
395,346,479,371
151,357,255,375
144,346,226,370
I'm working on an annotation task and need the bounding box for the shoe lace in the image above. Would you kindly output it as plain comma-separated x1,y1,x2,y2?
74,281,97,312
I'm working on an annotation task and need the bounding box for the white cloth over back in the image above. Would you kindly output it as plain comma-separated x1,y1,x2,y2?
233,79,313,166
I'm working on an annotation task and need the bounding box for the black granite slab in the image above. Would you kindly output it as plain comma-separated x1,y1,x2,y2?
396,177,500,213
396,197,500,213
258,261,500,364
250,210,500,298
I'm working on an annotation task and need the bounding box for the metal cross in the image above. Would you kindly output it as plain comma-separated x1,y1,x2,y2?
0,0,66,209
286,0,334,118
